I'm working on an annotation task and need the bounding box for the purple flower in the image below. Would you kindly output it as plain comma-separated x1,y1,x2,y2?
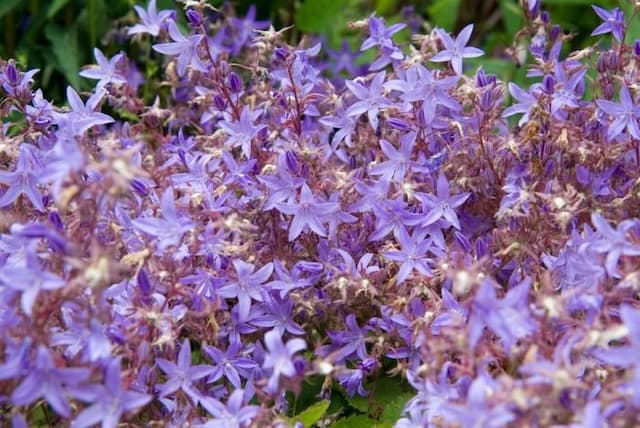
276,183,340,241
79,48,127,90
153,21,206,77
71,358,151,428
217,259,274,320
327,40,361,76
0,144,45,212
54,86,114,135
132,188,194,252
0,252,65,317
326,314,372,362
262,329,306,393
431,24,484,75
591,304,640,406
369,131,417,183
409,173,470,230
128,0,174,37
360,16,405,70
589,213,640,278
11,346,90,418
502,82,538,126
383,226,440,284
595,85,640,141
156,339,215,404
345,71,390,132
228,5,269,54
591,5,625,43
469,277,536,353
203,341,257,389
199,389,260,427
218,107,267,159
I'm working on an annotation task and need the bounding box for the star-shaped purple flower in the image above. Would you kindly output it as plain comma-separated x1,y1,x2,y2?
591,5,625,43
431,24,484,75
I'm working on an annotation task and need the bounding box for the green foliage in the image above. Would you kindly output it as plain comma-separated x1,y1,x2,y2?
426,0,462,32
286,400,331,427
332,415,393,428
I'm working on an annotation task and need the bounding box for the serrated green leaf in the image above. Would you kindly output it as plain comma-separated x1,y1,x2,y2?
44,23,81,90
426,0,461,31
332,415,392,428
0,0,22,20
289,400,330,427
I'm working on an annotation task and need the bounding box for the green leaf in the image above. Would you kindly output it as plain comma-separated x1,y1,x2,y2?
344,376,413,420
426,0,461,31
44,23,82,90
295,0,344,45
332,415,392,428
375,0,397,15
289,400,330,427
46,0,72,19
499,0,523,37
379,392,413,423
0,0,22,20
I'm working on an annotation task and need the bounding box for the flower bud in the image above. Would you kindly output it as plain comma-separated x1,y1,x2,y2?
634,40,640,56
387,117,409,131
543,75,555,93
186,9,202,26
213,94,226,110
607,52,618,70
6,63,18,84
596,53,607,73
137,268,153,295
540,11,550,24
550,25,561,41
130,179,149,197
285,151,298,172
49,211,64,231
228,72,242,93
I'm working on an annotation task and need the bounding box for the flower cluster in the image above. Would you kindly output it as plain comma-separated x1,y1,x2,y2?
1,0,640,426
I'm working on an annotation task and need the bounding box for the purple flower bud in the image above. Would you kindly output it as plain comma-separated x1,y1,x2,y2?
596,54,607,73
6,63,18,84
634,40,640,56
359,357,378,374
186,9,202,26
295,260,324,274
213,94,226,111
481,90,494,110
607,52,618,70
274,47,289,62
550,25,562,41
387,117,410,131
543,75,555,93
604,82,615,99
130,179,149,197
476,238,488,258
540,11,550,24
454,231,471,252
137,268,153,295
285,151,298,172
228,72,242,93
48,211,64,231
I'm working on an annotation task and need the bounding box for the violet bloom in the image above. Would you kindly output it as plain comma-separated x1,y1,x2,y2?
203,341,257,389
589,213,640,278
409,173,470,230
502,82,538,126
55,86,114,136
217,259,274,320
79,48,127,90
153,21,207,77
345,71,390,132
591,5,625,43
11,346,90,418
0,252,65,317
326,314,372,362
71,358,151,428
431,24,484,75
262,329,306,393
383,226,440,285
595,85,640,141
469,277,536,353
276,183,340,241
199,389,260,428
132,188,194,252
218,107,267,159
360,16,405,70
0,144,45,212
128,0,174,37
591,304,640,406
156,339,215,404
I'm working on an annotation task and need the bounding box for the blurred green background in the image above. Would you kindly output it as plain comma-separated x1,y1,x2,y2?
0,0,637,103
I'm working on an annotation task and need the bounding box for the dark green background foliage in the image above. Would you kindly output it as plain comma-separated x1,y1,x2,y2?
0,0,635,101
